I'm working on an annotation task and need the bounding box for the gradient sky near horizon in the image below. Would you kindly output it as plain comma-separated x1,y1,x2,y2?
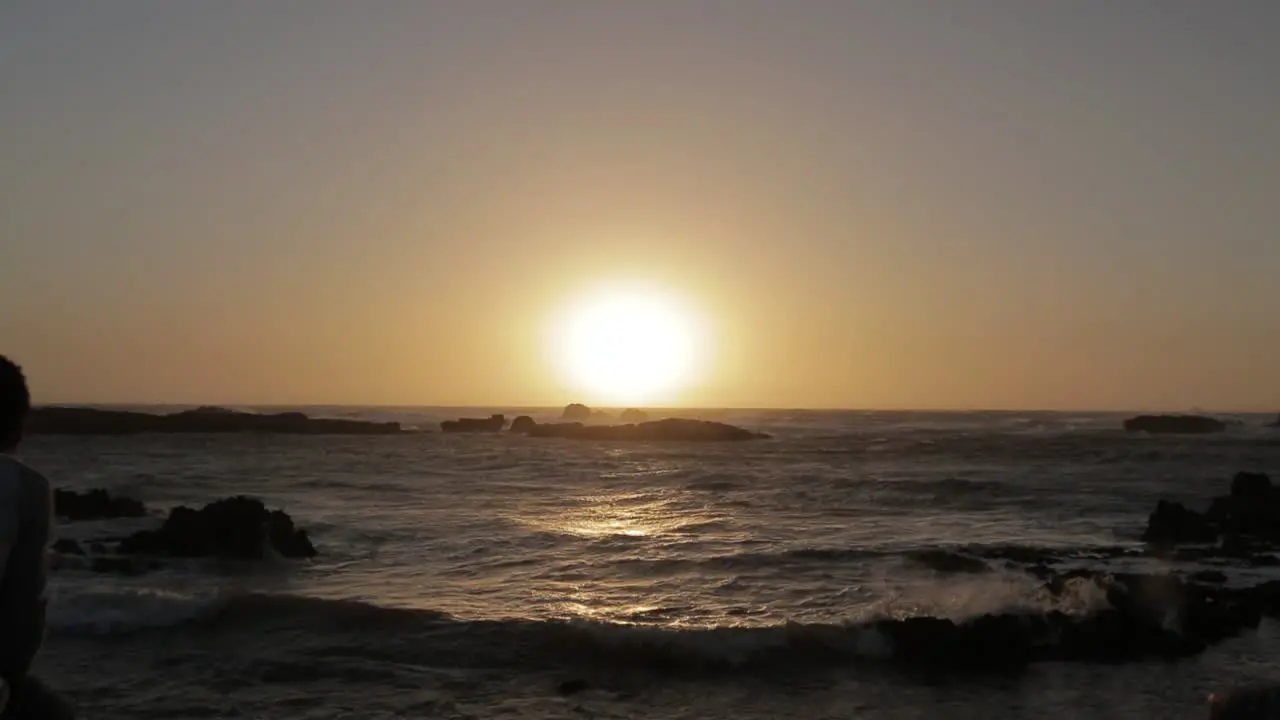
2,1,1277,410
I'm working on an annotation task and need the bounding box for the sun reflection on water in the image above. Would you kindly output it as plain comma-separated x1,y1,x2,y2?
538,491,705,539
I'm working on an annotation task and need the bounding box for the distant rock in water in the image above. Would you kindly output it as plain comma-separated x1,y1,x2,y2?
441,414,506,433
524,418,768,442
118,496,317,560
27,406,402,435
1270,413,1280,428
562,403,593,421
1123,414,1226,434
619,408,649,422
509,415,537,433
54,488,147,522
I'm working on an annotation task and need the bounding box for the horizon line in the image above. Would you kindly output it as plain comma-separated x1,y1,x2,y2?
29,401,1279,416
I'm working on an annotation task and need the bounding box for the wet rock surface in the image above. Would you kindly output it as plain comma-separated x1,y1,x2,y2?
118,496,317,560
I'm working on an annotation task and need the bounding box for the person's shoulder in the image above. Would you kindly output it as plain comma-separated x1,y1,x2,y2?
2,458,50,499
16,462,51,496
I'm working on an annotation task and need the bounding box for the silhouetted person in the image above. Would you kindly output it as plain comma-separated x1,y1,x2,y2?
0,356,72,719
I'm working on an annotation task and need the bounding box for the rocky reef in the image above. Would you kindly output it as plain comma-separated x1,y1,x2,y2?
1122,414,1226,434
1143,471,1280,550
54,488,147,522
441,414,506,433
117,495,317,560
517,417,768,442
27,406,402,435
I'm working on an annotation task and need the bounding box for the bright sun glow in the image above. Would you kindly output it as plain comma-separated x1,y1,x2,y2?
551,283,705,406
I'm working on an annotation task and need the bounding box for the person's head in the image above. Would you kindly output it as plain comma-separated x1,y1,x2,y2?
0,355,31,452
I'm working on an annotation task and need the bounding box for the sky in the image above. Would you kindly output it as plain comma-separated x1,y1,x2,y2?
2,1,1277,411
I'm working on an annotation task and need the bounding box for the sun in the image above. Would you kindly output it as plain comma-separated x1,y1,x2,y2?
550,283,705,406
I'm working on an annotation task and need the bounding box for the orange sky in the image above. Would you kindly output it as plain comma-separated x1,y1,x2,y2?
2,2,1277,411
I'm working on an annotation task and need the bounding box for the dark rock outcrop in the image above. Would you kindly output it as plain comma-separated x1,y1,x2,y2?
620,408,649,422
562,404,593,422
1123,414,1226,434
1143,500,1219,546
1142,473,1280,550
867,571,1267,671
525,418,768,442
509,415,537,433
27,406,402,435
441,414,506,433
54,488,147,522
118,496,317,560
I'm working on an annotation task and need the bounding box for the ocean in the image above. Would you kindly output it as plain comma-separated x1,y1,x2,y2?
17,408,1280,719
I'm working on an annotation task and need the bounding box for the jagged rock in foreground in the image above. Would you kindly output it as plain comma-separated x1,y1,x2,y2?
118,495,317,560
54,488,147,522
441,414,506,433
519,417,768,442
1123,414,1226,434
27,406,402,435
1142,472,1280,548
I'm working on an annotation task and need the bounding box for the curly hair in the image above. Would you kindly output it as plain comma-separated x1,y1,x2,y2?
0,355,31,446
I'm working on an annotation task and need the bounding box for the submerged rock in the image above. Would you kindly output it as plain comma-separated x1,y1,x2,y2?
441,414,506,433
28,406,402,435
526,418,768,442
562,403,593,421
118,496,317,560
54,488,147,522
1123,414,1226,434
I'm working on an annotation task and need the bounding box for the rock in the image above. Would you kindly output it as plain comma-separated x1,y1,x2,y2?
556,679,590,696
27,406,402,435
527,418,768,442
619,409,649,422
1122,414,1226,434
1193,570,1228,584
1142,500,1218,546
54,488,147,522
562,404,593,421
118,496,317,560
509,415,537,433
440,414,506,433
906,549,989,574
52,538,84,555
1231,472,1273,501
